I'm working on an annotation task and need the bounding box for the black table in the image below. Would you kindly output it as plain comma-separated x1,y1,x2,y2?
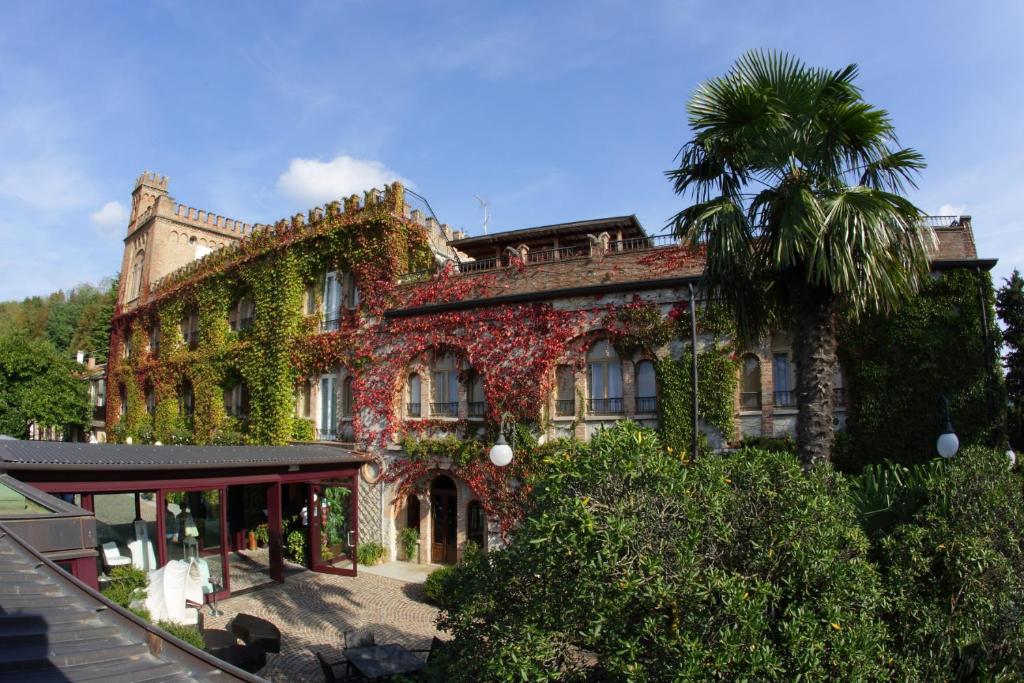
232,613,281,653
345,644,426,679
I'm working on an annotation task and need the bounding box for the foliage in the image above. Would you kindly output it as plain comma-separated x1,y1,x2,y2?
655,344,737,453
997,269,1024,449
424,564,459,609
285,529,306,564
604,299,673,357
436,423,892,681
101,565,149,608
253,523,269,546
399,527,419,562
669,50,931,466
874,446,1024,680
0,333,90,438
357,542,386,566
403,435,484,467
737,434,796,454
156,620,205,649
839,269,1005,469
848,458,948,536
291,417,316,441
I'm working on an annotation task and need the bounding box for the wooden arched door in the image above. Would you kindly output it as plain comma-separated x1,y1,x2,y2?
430,476,458,564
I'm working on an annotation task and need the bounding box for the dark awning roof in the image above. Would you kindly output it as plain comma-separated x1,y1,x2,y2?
0,440,367,471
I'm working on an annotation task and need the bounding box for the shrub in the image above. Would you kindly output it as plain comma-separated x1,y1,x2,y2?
357,542,386,566
399,527,419,562
436,423,893,681
157,620,205,649
285,529,305,563
253,522,270,546
101,565,149,608
737,434,796,454
875,446,1024,680
423,565,459,609
291,417,316,442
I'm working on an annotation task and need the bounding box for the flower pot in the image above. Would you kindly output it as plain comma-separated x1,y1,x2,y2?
247,531,257,551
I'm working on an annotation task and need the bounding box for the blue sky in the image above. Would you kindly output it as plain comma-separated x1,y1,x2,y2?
1,1,1021,300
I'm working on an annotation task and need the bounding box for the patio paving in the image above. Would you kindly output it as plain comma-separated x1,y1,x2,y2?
204,566,442,681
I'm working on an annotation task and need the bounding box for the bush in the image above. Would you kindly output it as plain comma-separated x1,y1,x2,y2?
399,527,419,562
253,522,269,546
101,565,149,608
875,446,1024,680
424,565,459,609
285,529,305,563
291,417,316,442
436,423,893,681
357,542,386,566
157,620,205,649
737,434,796,454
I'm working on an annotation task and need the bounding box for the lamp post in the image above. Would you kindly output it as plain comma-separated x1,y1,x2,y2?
937,396,960,459
489,412,514,467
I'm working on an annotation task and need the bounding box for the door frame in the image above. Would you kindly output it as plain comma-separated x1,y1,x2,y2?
308,476,358,576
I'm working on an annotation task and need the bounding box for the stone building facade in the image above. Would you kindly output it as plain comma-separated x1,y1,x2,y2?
105,172,991,568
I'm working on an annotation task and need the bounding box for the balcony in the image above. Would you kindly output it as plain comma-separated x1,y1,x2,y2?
321,317,341,333
740,392,762,410
636,396,658,413
468,401,486,418
431,402,458,418
587,397,624,415
554,399,575,416
407,402,421,418
317,428,338,441
833,387,846,407
774,390,796,408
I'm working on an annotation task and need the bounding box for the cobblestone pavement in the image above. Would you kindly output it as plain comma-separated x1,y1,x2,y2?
206,568,441,681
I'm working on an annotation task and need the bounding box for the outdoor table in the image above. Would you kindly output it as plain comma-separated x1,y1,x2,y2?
345,643,426,679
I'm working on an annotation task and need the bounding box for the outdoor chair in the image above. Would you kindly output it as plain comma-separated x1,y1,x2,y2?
101,542,131,572
315,650,364,683
343,629,375,649
128,538,157,571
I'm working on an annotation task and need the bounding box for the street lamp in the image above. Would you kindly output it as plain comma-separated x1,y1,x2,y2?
489,412,514,467
937,396,959,459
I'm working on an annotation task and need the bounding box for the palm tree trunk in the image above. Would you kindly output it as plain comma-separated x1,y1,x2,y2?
790,284,838,467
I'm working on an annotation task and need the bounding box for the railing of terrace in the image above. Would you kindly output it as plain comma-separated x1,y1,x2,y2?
587,398,624,415
431,402,458,417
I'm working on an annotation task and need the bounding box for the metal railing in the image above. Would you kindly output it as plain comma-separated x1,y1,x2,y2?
317,428,338,441
740,392,762,410
774,390,796,408
468,401,486,417
606,234,678,253
921,215,964,228
587,397,624,415
407,402,421,418
636,396,658,413
457,258,498,273
321,317,341,333
833,387,846,406
431,402,458,417
525,244,588,264
554,399,575,416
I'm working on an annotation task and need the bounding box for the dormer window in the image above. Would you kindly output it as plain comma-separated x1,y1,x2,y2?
229,294,254,332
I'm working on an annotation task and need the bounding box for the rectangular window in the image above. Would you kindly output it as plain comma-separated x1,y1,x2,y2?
587,361,623,414
555,365,575,416
319,375,337,439
322,272,341,332
297,381,312,418
343,272,360,310
773,354,794,407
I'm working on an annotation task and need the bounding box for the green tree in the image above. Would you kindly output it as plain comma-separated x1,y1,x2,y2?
668,51,931,466
435,423,893,681
0,333,89,438
997,270,1024,449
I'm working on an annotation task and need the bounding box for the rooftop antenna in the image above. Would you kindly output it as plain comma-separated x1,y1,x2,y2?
474,195,490,235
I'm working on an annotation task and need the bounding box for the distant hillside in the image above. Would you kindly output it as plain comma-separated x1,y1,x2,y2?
0,278,117,363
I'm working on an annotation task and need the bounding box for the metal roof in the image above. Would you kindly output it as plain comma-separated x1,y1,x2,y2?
0,521,261,681
0,440,367,471
449,216,645,249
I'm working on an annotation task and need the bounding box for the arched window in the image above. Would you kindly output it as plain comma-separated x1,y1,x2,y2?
181,308,199,348
341,375,354,417
467,372,485,417
467,500,485,549
587,340,623,414
129,250,145,301
741,354,762,410
224,381,250,421
635,360,657,413
229,293,254,332
555,364,575,416
407,374,422,417
431,353,459,417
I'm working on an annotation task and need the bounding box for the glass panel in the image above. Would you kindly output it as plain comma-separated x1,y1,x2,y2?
635,361,656,397
409,375,421,403
556,365,574,401
319,376,336,438
432,496,443,544
317,484,353,565
95,492,158,575
608,362,623,399
589,363,604,400
163,490,223,591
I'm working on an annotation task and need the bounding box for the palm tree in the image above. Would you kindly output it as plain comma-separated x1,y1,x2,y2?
668,51,932,466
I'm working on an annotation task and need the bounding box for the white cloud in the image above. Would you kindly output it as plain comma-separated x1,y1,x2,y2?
937,203,967,217
89,201,129,238
276,155,411,205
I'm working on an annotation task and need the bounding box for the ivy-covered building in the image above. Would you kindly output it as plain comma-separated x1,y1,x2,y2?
102,171,997,579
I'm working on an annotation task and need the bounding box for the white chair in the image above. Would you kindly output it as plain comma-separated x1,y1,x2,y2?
101,542,131,571
128,539,157,571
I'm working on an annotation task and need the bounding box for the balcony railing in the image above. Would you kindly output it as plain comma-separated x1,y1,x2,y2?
452,233,681,275
554,399,575,416
774,390,796,408
317,428,338,441
468,401,486,417
587,397,624,415
740,392,762,410
321,317,341,333
92,406,106,422
636,396,658,413
431,402,458,417
407,402,421,418
833,387,846,407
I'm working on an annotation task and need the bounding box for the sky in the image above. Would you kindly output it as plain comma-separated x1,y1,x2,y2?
0,1,1021,300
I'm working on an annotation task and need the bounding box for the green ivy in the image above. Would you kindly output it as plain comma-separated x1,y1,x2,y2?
656,344,738,454
403,435,485,467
